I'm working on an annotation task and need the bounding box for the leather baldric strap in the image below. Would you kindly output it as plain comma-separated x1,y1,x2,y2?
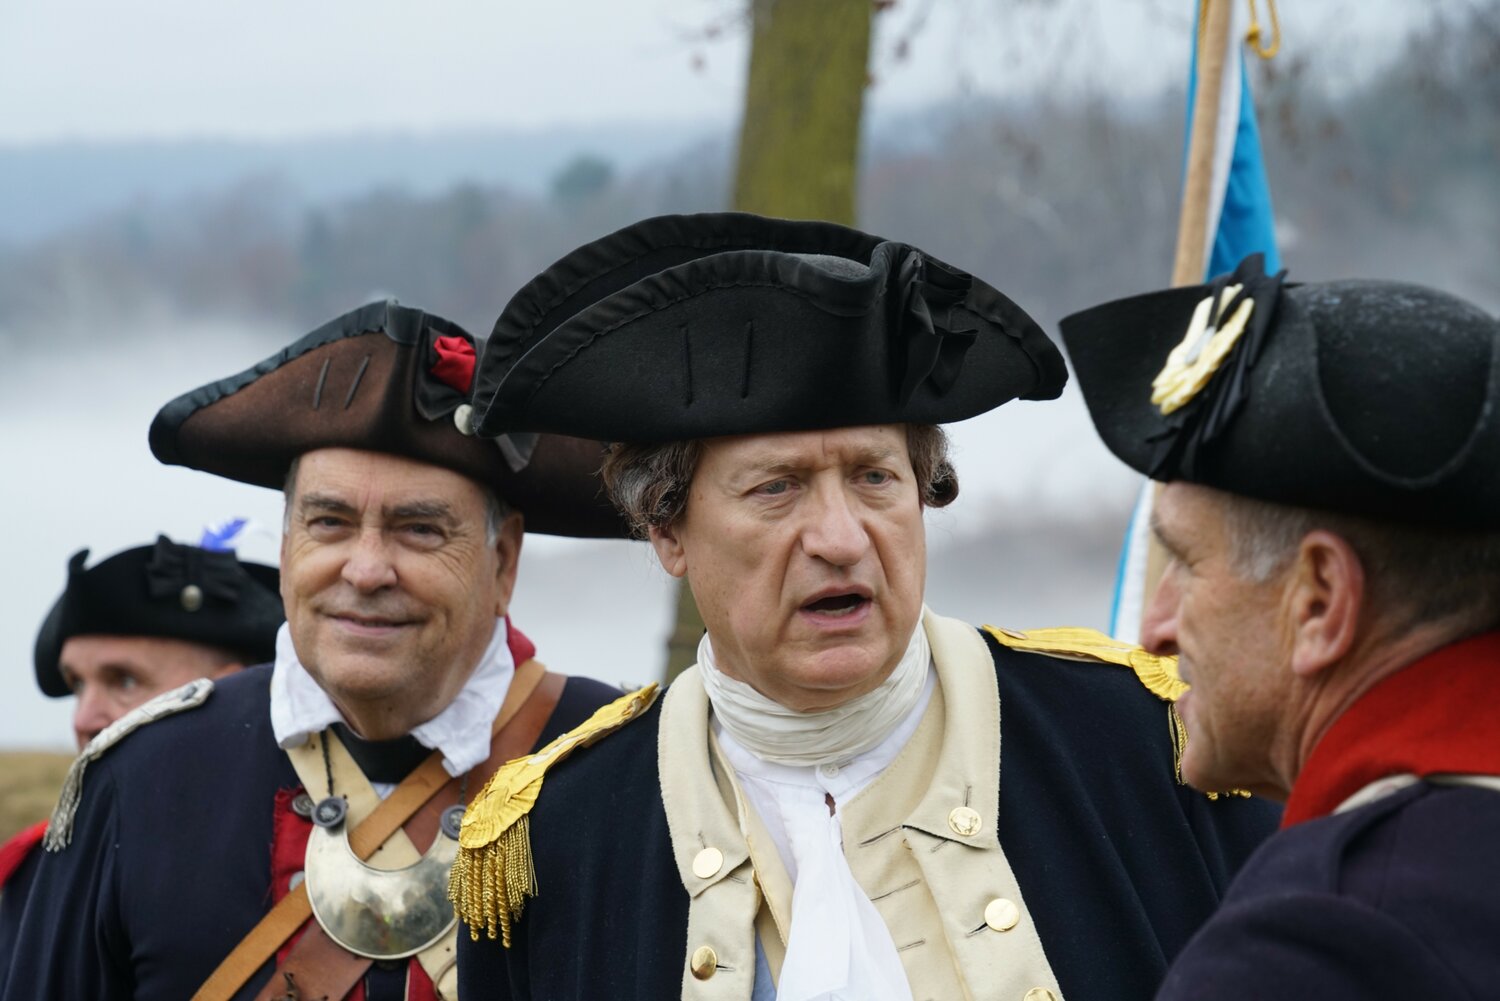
192,660,562,1001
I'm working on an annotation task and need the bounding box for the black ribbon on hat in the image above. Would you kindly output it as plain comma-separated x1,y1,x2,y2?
896,251,980,404
1147,253,1288,479
144,536,244,604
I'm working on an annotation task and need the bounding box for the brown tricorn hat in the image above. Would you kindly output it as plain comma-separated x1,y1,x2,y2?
149,300,626,537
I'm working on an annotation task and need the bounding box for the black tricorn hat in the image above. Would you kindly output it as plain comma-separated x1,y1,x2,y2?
1060,255,1500,527
33,538,285,697
149,300,625,537
472,212,1066,441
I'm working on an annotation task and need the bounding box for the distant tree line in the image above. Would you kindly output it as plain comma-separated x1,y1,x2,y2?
1,2,1493,345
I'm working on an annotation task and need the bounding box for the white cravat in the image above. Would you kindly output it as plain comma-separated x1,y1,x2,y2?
707,625,933,1001
699,620,930,766
269,617,514,778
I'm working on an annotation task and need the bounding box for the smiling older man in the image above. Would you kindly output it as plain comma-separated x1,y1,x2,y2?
449,214,1278,1001
1063,258,1500,998
2,301,625,1001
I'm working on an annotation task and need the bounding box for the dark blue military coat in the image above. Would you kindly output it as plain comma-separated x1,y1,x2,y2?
460,623,1281,1001
1156,632,1500,1000
0,664,618,1001
1157,781,1500,998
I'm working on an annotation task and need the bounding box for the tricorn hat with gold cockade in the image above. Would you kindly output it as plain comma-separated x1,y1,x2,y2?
149,300,625,537
1061,255,1500,527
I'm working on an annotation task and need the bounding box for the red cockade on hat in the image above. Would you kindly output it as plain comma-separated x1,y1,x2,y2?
431,336,477,394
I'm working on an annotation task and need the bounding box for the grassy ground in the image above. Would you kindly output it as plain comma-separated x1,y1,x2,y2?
0,752,73,842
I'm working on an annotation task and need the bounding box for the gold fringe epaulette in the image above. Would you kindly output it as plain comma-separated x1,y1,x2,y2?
983,625,1187,702
449,683,659,946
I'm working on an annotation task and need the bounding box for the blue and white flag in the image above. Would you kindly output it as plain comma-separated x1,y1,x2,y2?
1185,1,1281,278
1108,1,1280,643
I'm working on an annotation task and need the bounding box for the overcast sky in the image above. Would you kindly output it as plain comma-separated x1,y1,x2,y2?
3,0,1431,144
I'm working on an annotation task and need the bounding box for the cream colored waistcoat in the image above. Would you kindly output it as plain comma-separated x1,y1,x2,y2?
659,609,1065,1001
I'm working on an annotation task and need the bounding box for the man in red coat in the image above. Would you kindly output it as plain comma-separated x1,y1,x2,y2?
1064,256,1500,998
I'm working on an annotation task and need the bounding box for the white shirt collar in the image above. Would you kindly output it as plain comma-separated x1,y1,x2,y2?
700,617,932,767
269,617,514,777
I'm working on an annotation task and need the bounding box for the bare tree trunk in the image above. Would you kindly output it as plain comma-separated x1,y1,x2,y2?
733,0,874,225
663,0,876,685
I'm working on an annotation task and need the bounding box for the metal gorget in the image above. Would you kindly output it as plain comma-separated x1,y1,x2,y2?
302,798,461,961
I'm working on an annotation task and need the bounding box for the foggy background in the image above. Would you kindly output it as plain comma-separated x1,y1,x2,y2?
2,0,1495,749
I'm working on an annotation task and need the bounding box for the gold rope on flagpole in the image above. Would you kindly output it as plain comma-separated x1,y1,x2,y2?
1245,0,1281,60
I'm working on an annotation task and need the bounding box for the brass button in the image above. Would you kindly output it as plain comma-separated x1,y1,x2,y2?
1024,990,1059,1001
180,584,204,612
984,897,1020,931
692,846,724,880
690,945,718,980
948,806,982,837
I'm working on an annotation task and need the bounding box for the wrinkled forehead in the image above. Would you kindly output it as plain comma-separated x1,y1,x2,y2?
289,447,492,510
59,633,228,672
1154,481,1237,553
696,425,913,478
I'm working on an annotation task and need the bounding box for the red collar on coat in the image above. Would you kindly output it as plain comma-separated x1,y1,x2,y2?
0,819,48,888
1283,630,1500,828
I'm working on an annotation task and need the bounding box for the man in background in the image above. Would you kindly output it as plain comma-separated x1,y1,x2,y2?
0,535,282,977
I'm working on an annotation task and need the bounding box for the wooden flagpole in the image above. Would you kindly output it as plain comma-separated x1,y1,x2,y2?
1140,0,1237,622
1172,0,1237,287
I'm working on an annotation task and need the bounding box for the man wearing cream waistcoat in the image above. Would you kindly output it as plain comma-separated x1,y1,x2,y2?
450,214,1279,1001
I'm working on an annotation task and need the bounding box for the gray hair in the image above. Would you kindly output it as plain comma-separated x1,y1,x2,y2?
600,424,959,538
282,455,510,544
1219,491,1500,636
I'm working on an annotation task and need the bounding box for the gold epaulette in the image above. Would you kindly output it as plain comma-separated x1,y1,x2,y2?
983,625,1187,702
449,683,660,946
984,625,1252,800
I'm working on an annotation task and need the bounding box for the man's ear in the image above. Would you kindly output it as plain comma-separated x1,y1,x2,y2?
492,511,526,617
1287,530,1364,679
649,522,688,579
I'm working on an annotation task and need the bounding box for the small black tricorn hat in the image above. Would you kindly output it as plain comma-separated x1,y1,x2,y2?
33,538,285,697
149,300,625,537
1060,255,1500,527
471,212,1067,441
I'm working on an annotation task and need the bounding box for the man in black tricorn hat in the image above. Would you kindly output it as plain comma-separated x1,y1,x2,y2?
2,300,626,1001
1061,257,1500,999
36,536,284,751
449,213,1278,1001
0,536,282,980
